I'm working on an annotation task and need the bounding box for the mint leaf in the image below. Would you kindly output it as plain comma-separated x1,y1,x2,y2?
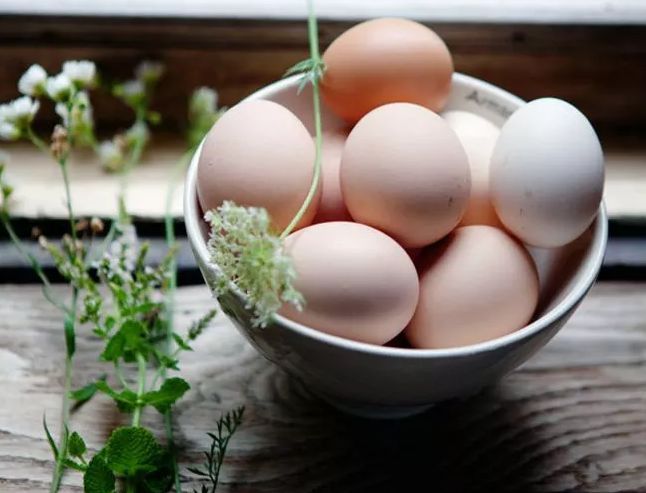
69,431,87,458
105,427,162,477
101,319,147,363
95,381,138,413
142,378,190,413
84,454,115,493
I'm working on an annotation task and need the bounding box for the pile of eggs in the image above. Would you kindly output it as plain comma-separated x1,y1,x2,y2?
197,18,604,349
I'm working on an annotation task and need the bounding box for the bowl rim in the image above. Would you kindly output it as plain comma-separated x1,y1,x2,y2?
184,72,608,359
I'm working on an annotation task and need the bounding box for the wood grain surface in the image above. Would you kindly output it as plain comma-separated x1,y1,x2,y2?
1,282,646,492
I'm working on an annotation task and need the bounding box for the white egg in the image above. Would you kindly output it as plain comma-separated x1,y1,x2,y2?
490,98,604,248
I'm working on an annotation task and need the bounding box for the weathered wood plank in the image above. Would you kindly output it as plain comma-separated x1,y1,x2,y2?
1,282,646,492
0,19,643,139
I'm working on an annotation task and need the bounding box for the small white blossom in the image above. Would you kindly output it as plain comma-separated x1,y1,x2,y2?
135,61,164,84
120,80,145,100
0,123,20,141
55,103,69,126
98,139,124,171
46,73,73,101
62,60,96,88
18,64,48,96
190,87,219,115
125,121,149,144
1,97,40,128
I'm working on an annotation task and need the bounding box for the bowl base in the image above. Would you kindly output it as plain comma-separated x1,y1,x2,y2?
318,392,433,419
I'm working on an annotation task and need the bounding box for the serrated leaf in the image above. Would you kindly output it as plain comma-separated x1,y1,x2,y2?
43,415,59,459
95,381,138,413
104,427,162,477
69,431,87,457
142,378,190,414
140,450,174,493
84,454,115,493
64,313,75,358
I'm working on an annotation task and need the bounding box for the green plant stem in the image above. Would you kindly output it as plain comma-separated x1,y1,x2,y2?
26,126,50,155
162,147,194,493
132,352,147,427
57,157,78,243
280,2,323,240
49,354,73,493
0,214,67,312
119,119,147,200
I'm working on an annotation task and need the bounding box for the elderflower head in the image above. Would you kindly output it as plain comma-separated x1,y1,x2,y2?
18,64,48,96
205,201,303,327
135,60,164,85
46,73,73,102
62,60,96,89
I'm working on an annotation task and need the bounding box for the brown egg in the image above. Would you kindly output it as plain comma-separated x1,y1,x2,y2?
341,103,471,248
406,226,539,349
312,130,352,223
443,110,502,227
197,99,319,231
280,222,419,345
321,18,454,123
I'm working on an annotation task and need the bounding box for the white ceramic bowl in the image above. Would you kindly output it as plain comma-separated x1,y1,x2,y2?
184,73,608,418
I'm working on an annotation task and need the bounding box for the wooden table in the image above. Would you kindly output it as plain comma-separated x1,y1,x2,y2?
1,282,645,492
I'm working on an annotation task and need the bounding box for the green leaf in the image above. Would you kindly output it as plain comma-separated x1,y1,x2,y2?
95,381,138,413
101,331,125,362
64,313,76,358
84,454,116,493
142,378,190,414
69,431,87,458
63,457,87,472
104,427,162,477
43,415,59,459
70,376,106,405
172,332,191,351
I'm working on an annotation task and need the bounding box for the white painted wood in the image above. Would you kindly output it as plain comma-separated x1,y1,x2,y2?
1,142,643,220
0,0,645,25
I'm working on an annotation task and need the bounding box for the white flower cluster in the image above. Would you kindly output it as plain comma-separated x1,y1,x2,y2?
100,223,140,281
44,60,96,102
190,87,219,116
0,96,40,141
18,64,47,97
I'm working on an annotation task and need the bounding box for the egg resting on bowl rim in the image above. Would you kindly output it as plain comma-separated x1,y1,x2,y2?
280,221,419,346
340,102,471,248
197,99,320,232
321,18,454,123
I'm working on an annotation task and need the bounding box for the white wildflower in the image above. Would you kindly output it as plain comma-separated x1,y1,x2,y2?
135,61,164,84
205,201,303,327
1,97,40,128
98,140,124,171
62,60,96,88
46,73,73,101
0,123,19,141
55,103,69,126
18,64,48,96
125,121,149,145
190,87,219,115
120,80,145,100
